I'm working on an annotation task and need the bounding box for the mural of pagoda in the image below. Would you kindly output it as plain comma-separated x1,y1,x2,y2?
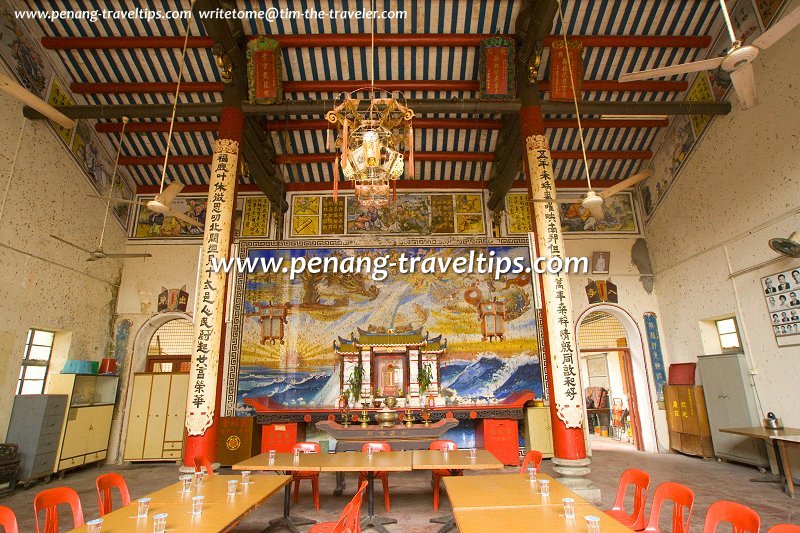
334,327,446,406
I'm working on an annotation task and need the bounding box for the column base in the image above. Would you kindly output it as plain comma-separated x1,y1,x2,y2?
552,457,601,503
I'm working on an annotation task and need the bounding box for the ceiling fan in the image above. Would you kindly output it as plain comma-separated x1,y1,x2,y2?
529,3,652,222
52,118,151,261
93,23,204,230
0,72,76,128
530,169,653,221
619,0,800,110
769,232,800,258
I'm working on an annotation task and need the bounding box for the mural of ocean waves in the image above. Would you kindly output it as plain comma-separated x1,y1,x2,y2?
237,367,334,412
441,353,542,401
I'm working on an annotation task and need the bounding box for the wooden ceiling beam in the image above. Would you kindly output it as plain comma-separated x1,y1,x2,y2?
119,150,650,166
71,79,687,95
41,34,711,50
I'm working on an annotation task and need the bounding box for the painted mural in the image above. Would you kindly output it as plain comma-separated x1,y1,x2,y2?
230,242,543,414
131,195,255,239
505,191,639,235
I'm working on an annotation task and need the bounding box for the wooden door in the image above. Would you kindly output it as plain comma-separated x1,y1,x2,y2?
124,374,152,460
143,374,171,458
527,407,554,456
85,405,114,453
164,374,188,444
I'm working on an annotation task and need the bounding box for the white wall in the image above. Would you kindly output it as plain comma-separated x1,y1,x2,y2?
0,83,126,439
565,237,669,452
645,22,800,465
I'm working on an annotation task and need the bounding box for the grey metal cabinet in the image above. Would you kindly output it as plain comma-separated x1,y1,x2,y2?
697,353,768,468
5,394,68,486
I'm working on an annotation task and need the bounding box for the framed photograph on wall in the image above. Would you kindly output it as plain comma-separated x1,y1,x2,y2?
591,252,611,274
762,267,800,347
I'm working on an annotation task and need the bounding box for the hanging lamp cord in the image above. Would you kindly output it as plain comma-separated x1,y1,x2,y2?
98,117,128,248
556,1,593,191
159,5,193,194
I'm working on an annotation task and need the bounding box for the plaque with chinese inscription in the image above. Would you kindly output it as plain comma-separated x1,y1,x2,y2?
549,39,584,102
242,197,271,237
479,36,516,100
247,37,283,105
321,197,345,234
506,193,533,234
430,195,455,234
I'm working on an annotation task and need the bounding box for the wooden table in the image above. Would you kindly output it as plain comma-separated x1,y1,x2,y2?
232,453,324,532
771,435,800,498
443,473,589,509
412,449,504,533
454,504,632,533
720,427,800,491
320,451,413,533
69,474,289,532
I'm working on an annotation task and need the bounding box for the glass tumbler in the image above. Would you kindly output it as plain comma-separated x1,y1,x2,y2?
586,515,601,533
192,495,204,516
180,474,192,492
86,518,103,533
153,513,168,533
241,470,251,485
137,497,151,518
227,479,238,496
562,497,575,519
539,479,550,497
268,450,276,463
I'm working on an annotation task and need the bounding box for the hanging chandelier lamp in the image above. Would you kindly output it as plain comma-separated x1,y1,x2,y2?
325,1,415,208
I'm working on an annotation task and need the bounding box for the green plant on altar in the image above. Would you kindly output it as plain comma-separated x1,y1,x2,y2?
418,363,433,395
342,389,351,407
348,364,364,404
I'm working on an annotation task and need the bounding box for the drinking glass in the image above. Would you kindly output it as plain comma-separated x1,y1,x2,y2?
227,479,238,496
562,498,575,519
468,448,477,459
586,515,601,533
367,447,373,458
241,470,251,485
539,479,550,497
527,466,537,484
180,474,192,492
192,495,204,516
194,471,204,488
137,497,151,518
268,450,276,463
293,449,300,461
86,518,103,533
153,513,168,533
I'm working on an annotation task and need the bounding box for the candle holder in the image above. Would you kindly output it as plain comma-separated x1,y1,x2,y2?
359,408,370,427
420,406,431,426
404,408,415,427
340,405,351,427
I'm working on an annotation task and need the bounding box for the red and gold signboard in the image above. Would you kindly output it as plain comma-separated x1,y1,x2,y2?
549,39,584,102
479,36,516,100
247,37,283,105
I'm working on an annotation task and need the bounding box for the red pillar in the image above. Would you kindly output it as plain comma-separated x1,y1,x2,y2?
519,105,587,462
183,105,244,467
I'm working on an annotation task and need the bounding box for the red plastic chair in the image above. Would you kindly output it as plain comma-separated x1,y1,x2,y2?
642,482,694,533
358,442,392,511
769,525,800,533
605,468,651,531
96,472,132,517
0,506,18,533
430,440,463,511
33,487,84,533
193,455,215,476
292,442,322,510
520,450,543,474
702,500,760,533
309,481,368,533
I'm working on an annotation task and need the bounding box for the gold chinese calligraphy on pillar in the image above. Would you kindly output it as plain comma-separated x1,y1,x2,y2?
186,138,239,436
527,134,584,429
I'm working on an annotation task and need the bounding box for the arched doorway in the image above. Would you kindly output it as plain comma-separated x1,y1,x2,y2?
575,304,658,453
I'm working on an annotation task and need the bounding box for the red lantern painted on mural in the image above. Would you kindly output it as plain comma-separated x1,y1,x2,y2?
549,39,584,102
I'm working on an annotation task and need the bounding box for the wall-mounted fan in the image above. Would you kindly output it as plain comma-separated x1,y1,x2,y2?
769,232,800,258
619,0,800,110
52,119,151,262
0,72,76,128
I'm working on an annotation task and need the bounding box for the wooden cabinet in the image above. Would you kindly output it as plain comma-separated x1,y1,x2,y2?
124,373,189,461
46,374,118,474
476,418,520,466
523,406,554,458
663,385,714,458
5,395,68,485
216,417,262,466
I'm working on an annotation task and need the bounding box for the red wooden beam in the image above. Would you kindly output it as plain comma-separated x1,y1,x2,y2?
72,79,685,95
42,34,711,50
119,155,212,165
135,178,618,195
544,118,669,129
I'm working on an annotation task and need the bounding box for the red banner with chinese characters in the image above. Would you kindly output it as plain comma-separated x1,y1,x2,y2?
247,37,283,104
479,36,515,100
549,39,584,102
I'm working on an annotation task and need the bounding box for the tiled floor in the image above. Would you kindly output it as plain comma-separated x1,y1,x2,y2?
1,444,797,532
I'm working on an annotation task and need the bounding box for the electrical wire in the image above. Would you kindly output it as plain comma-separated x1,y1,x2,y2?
98,117,128,248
